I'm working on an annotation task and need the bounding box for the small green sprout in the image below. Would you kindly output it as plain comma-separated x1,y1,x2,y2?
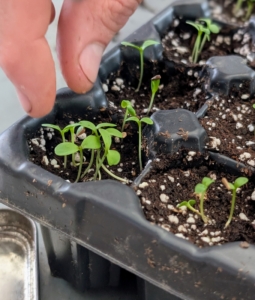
234,0,244,15
186,19,220,63
245,0,255,20
147,75,161,114
55,135,101,183
126,116,153,171
121,40,160,92
222,177,249,228
194,177,215,223
42,123,80,168
177,199,201,217
121,100,136,132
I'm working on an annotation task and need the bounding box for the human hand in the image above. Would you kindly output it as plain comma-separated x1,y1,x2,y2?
0,0,141,117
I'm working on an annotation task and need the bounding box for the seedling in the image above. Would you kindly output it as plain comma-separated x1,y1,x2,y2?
194,177,215,223
177,199,201,217
126,116,153,171
121,100,136,132
245,0,255,20
121,40,160,92
55,135,101,182
234,0,244,15
147,75,161,114
186,19,220,63
42,123,80,168
78,121,127,182
222,177,249,228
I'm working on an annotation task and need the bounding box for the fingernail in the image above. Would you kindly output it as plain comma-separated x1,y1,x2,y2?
79,43,104,83
16,89,32,113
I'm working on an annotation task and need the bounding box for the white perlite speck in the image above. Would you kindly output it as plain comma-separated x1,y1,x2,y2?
116,78,124,86
160,194,169,203
168,215,179,224
247,160,255,167
236,122,243,129
139,182,149,188
161,224,171,231
160,185,166,191
168,176,174,182
178,225,187,233
211,237,222,243
51,159,58,166
201,237,210,243
102,83,108,92
41,156,49,166
239,152,251,161
239,213,249,221
175,233,185,239
251,191,255,200
111,85,120,91
31,138,39,146
187,217,195,223
248,124,254,132
241,94,249,100
77,133,87,140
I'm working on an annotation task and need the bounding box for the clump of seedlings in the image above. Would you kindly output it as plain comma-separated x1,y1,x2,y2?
194,177,215,223
186,18,220,63
42,123,80,168
51,120,127,183
222,177,249,228
147,75,161,114
121,40,160,92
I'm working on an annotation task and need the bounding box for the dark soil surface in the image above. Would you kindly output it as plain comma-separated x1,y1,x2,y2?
28,109,141,183
200,85,255,167
136,151,255,248
162,17,255,67
209,0,255,26
103,60,209,117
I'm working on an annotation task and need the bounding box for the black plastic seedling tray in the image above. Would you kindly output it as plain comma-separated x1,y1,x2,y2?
1,0,255,299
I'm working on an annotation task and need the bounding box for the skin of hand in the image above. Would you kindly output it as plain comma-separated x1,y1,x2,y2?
0,0,142,117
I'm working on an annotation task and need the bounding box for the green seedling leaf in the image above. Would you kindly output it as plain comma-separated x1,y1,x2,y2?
188,199,196,206
42,124,61,131
126,116,139,124
202,177,214,187
121,100,131,108
127,105,136,116
177,201,188,208
64,123,80,130
186,21,200,31
79,121,97,133
151,75,161,94
195,183,207,194
55,142,79,156
106,128,123,138
76,126,85,135
81,135,101,149
141,117,153,125
99,128,112,152
234,177,249,188
253,104,255,109
141,40,160,50
228,183,235,190
209,23,220,33
199,18,220,34
107,149,121,166
121,41,140,51
96,123,116,129
178,200,196,208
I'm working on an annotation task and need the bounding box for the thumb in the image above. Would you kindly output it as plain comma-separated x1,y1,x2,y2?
57,0,142,93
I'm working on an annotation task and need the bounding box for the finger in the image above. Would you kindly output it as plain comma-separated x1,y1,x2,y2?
0,0,56,117
57,0,142,93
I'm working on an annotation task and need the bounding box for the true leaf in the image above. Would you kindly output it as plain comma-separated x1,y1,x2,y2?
234,177,249,188
141,40,160,50
107,149,121,166
81,135,101,149
55,142,79,156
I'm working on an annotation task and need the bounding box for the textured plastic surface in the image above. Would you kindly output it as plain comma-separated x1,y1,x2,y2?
0,1,255,300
